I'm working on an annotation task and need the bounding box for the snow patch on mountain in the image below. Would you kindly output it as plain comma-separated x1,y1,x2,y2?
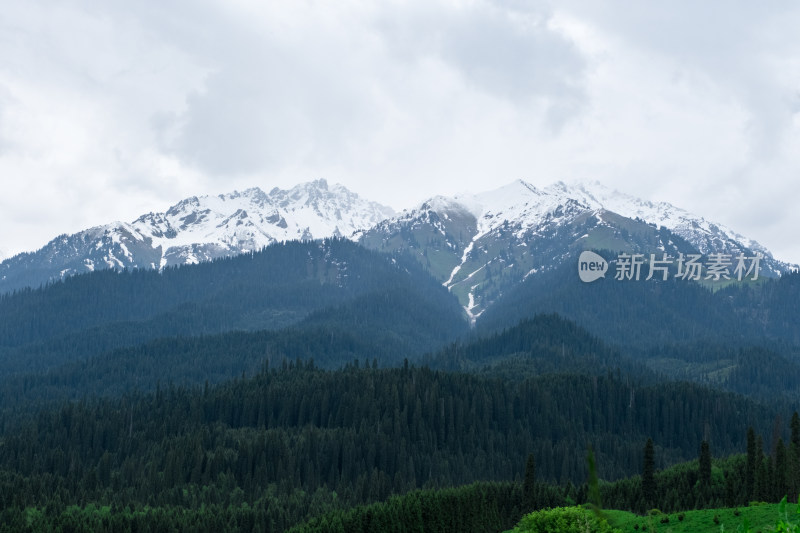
435,179,780,264
127,180,395,266
2,177,795,298
368,179,796,319
551,180,777,260
0,180,395,292
445,241,475,287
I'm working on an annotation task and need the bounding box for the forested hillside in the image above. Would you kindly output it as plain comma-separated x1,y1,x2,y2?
479,260,800,349
477,261,800,401
0,353,788,531
1,238,798,532
426,314,649,379
0,239,467,377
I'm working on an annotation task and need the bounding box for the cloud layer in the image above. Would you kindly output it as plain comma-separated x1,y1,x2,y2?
1,1,798,263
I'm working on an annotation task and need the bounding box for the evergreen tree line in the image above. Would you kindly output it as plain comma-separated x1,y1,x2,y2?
0,480,561,533
605,414,800,513
0,322,432,413
0,314,649,418
0,362,786,531
286,482,530,533
635,342,800,403
425,315,656,388
289,415,800,533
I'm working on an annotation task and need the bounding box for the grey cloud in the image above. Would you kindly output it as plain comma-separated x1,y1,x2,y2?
376,2,587,125
565,0,800,160
440,7,585,101
121,4,385,176
0,99,9,156
56,1,590,177
158,54,381,176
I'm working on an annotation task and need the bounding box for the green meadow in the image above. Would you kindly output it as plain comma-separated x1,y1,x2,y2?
506,501,799,533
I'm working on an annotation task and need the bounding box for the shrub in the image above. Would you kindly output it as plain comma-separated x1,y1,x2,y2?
509,506,622,533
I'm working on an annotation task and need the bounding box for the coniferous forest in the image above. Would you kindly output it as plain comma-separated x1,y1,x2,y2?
0,239,799,531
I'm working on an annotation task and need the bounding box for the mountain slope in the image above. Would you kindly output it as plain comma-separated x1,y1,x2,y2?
471,260,800,403
0,179,394,293
477,260,800,347
0,238,467,377
3,178,795,321
425,313,654,383
359,180,795,320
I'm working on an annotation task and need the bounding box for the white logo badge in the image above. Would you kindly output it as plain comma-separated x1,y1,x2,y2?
578,251,608,283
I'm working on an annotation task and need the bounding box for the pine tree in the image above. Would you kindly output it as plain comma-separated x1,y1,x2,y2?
746,427,756,500
724,471,736,507
587,447,602,513
754,436,767,502
775,438,787,502
699,440,712,488
523,453,536,512
791,412,800,502
642,438,656,510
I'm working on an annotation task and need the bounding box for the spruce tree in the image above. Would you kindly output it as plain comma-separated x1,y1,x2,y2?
791,413,800,503
523,453,536,512
775,438,787,502
699,440,712,488
792,412,800,450
642,438,656,510
746,427,756,500
754,436,767,502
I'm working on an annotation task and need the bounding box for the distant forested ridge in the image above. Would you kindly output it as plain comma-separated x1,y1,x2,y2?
479,260,800,349
0,238,467,377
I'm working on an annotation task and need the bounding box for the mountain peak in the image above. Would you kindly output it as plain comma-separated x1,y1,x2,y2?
548,181,778,259
309,178,329,190
288,178,334,198
473,178,541,202
358,179,796,320
2,178,794,299
0,180,395,292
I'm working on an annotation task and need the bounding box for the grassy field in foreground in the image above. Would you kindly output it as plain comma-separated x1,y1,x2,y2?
605,502,798,533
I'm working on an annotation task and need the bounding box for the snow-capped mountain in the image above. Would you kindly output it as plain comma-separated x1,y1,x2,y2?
359,180,795,322
132,179,395,268
0,180,394,293
1,177,794,318
545,181,774,258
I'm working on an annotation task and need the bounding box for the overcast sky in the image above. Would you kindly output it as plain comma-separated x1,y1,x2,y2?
1,1,799,263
